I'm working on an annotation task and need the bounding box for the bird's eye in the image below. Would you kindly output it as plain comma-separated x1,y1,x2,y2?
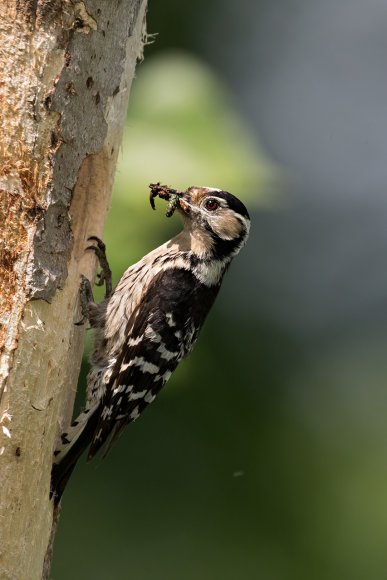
205,199,219,211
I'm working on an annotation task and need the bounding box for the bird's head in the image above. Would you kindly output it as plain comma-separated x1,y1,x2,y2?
149,183,250,262
177,186,250,261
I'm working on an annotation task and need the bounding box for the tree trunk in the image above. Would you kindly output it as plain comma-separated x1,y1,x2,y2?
0,1,147,578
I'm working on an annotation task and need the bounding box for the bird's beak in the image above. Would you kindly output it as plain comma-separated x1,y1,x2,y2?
178,196,190,215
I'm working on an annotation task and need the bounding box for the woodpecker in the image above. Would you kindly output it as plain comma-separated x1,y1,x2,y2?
51,184,250,502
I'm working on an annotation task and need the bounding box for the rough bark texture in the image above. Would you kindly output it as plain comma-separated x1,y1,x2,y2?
0,1,147,578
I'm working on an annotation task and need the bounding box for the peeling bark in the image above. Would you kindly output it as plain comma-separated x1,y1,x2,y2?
0,1,147,577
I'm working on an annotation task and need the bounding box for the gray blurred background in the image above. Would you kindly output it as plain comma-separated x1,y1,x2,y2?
53,1,387,578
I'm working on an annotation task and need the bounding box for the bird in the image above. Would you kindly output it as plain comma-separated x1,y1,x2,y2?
51,184,250,502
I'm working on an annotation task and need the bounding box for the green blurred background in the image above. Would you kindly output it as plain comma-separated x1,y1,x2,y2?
53,2,387,579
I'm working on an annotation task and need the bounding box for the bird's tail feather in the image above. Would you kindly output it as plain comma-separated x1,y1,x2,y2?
50,403,100,504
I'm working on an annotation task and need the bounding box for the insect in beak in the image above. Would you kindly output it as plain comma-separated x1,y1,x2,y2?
149,183,183,218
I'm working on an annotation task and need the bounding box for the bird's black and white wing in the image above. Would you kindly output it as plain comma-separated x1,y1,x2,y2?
88,266,220,458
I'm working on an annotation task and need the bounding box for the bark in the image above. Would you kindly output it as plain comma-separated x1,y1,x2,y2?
0,1,147,578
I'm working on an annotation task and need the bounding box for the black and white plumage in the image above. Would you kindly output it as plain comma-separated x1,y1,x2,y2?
51,185,250,502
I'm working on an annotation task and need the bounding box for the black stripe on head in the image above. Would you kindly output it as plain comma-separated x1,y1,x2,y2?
209,190,250,220
210,236,246,262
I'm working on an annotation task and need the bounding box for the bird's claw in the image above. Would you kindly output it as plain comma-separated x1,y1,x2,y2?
86,236,112,298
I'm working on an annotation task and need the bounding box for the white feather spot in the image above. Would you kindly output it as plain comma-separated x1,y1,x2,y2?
162,370,172,382
128,336,143,346
130,389,147,400
193,260,225,286
113,384,126,394
130,406,140,421
157,343,177,361
131,357,159,374
144,392,156,404
144,325,162,343
101,405,113,420
166,312,176,327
